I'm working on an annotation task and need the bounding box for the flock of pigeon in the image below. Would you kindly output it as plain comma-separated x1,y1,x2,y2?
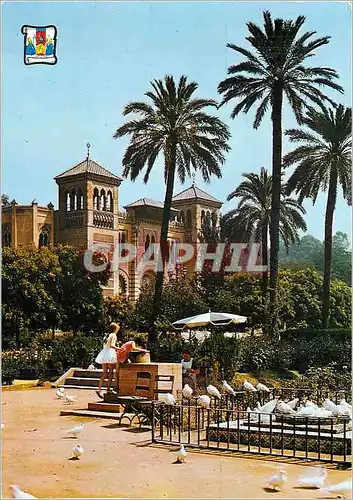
4,382,352,499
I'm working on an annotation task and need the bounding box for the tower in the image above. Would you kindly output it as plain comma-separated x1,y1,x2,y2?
54,145,122,296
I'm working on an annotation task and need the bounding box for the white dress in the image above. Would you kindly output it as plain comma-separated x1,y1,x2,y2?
95,333,117,364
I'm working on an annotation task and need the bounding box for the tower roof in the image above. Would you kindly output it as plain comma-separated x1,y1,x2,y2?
172,184,222,205
55,158,122,182
124,198,178,212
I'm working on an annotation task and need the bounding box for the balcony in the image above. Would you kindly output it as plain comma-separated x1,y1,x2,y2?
93,211,114,229
65,212,84,227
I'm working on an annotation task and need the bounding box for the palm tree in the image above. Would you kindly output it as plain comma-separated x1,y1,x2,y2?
114,75,230,343
284,105,351,329
217,10,343,334
198,212,221,244
224,168,307,306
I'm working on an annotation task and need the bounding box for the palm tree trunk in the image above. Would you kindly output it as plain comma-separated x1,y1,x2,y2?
322,169,337,329
269,86,283,339
261,224,268,302
150,142,177,345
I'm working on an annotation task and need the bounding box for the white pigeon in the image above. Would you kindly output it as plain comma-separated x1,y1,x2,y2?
56,388,65,399
207,385,221,399
320,479,352,498
87,364,96,371
10,485,37,499
256,382,270,392
73,443,84,459
305,400,316,407
324,398,340,415
197,395,211,409
276,401,297,415
64,423,84,438
339,398,352,410
163,393,176,406
266,469,287,491
298,466,327,489
335,404,352,417
258,399,277,414
176,444,187,463
314,408,333,418
222,380,235,396
65,394,77,404
287,398,299,410
243,380,257,392
182,384,193,399
297,406,315,417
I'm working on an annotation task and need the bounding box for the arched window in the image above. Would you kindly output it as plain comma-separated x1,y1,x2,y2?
39,226,50,248
180,210,185,224
66,191,71,212
107,191,113,212
77,188,84,210
100,189,106,211
119,231,126,244
119,274,127,295
206,210,210,218
70,189,77,211
201,210,205,223
186,210,192,228
93,188,99,211
2,224,11,247
151,235,156,260
145,234,150,252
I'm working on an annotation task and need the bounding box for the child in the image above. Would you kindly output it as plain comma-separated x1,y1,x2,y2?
181,349,200,392
95,322,120,399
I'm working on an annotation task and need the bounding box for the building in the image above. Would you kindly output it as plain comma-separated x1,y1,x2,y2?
2,153,223,301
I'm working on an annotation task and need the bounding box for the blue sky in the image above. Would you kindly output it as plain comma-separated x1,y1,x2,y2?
2,1,352,243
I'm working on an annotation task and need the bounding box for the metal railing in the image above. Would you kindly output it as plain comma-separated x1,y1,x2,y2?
150,389,352,464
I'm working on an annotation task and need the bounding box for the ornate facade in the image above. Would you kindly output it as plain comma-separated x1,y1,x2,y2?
2,154,222,301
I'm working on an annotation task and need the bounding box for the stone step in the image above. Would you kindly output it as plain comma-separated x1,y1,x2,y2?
64,377,101,387
60,409,124,419
58,385,104,390
72,370,102,379
88,402,123,413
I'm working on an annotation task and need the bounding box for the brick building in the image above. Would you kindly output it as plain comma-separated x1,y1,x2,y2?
2,153,222,301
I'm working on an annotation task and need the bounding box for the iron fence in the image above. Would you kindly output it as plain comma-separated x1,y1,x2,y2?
151,401,352,464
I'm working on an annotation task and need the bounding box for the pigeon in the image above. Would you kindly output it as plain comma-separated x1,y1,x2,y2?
64,423,84,438
10,485,37,499
73,444,84,459
222,380,235,396
298,466,327,488
163,393,176,406
297,406,316,417
176,445,187,463
182,384,193,399
87,364,96,370
339,398,352,410
65,394,77,404
197,395,211,409
335,404,352,417
56,388,65,399
287,398,299,410
266,469,287,491
324,399,339,415
243,380,257,392
258,399,277,414
320,479,352,498
256,382,270,392
207,385,221,399
305,400,316,407
276,401,297,415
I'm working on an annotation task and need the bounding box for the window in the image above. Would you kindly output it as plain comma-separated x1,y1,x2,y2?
119,275,127,295
201,209,205,223
39,226,50,248
145,234,150,252
93,188,99,210
151,235,156,260
2,223,11,247
119,231,127,244
71,189,77,211
100,189,106,211
107,191,113,212
179,210,185,224
66,191,71,212
77,188,84,210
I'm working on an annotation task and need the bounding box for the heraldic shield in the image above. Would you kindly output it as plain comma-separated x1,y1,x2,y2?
21,25,58,65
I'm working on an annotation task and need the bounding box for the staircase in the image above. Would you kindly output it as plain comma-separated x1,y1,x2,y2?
54,368,110,390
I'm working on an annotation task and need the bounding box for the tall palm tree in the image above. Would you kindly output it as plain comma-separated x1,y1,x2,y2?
284,105,351,329
114,75,230,343
217,10,343,334
224,168,307,306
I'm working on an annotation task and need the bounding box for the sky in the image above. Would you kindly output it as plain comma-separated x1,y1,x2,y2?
2,1,352,243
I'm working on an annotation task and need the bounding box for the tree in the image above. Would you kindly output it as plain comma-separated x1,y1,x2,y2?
217,10,343,336
223,168,307,306
198,211,221,244
114,75,230,344
284,105,351,328
2,194,10,207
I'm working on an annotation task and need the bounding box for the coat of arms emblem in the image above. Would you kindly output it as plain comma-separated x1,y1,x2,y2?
21,25,57,65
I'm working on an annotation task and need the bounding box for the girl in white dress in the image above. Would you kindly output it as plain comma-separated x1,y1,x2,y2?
95,322,120,398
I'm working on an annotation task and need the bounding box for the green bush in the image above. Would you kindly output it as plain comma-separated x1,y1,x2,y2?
51,333,103,371
1,357,22,384
282,327,351,341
